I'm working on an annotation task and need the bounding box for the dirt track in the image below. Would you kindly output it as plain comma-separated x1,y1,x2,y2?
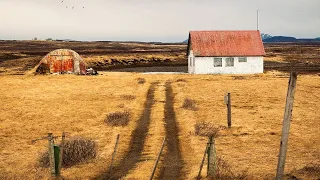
96,82,159,179
158,81,184,179
94,81,184,179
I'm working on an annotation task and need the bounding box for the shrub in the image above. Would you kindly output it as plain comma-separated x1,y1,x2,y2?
105,111,130,126
137,78,146,84
208,157,249,180
194,121,219,137
182,98,197,111
38,137,97,168
232,76,246,80
300,163,320,174
176,78,187,82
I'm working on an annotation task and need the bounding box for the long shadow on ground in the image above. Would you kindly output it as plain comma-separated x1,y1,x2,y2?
94,82,159,180
158,81,184,180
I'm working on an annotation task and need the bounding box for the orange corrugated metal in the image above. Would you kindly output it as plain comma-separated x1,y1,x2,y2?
37,49,86,74
189,30,265,57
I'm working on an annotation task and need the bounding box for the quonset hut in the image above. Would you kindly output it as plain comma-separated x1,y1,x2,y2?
35,49,86,74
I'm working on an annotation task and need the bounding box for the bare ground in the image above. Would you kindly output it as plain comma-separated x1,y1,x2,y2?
158,81,184,179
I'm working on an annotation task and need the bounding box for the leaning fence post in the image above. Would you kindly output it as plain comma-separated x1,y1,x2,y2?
197,140,210,179
109,134,120,175
150,137,166,180
276,72,298,180
207,136,217,177
48,133,55,176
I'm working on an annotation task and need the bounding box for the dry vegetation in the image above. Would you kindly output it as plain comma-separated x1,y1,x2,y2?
182,98,198,111
38,137,97,168
0,72,319,179
1,40,320,75
0,41,319,179
105,111,131,127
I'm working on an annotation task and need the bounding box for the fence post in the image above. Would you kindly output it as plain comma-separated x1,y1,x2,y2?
227,93,231,128
109,134,120,175
197,140,210,179
276,72,298,180
150,137,166,180
207,136,217,177
48,133,56,176
57,132,65,176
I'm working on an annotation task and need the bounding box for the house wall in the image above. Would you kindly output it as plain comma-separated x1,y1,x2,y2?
188,50,195,74
193,56,263,74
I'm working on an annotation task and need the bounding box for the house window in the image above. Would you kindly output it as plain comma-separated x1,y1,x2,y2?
225,57,234,67
214,58,222,67
239,57,247,63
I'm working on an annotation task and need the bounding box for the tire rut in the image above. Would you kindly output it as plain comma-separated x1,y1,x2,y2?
158,81,184,180
97,82,159,180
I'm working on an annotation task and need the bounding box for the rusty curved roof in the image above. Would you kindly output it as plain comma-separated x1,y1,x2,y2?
188,30,265,57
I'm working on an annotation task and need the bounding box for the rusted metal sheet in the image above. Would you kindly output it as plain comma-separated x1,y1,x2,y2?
36,49,86,74
188,30,265,57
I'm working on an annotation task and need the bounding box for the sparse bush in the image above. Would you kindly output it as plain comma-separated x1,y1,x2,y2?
300,163,320,174
121,94,136,100
137,78,146,84
117,103,125,108
182,98,197,110
176,78,187,82
38,137,97,168
194,121,219,137
105,111,130,126
208,157,249,180
232,76,246,80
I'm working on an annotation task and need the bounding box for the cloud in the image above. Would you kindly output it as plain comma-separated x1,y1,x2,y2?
0,0,319,41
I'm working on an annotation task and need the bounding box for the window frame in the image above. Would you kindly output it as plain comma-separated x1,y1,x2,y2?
225,57,234,67
238,57,247,63
213,58,222,67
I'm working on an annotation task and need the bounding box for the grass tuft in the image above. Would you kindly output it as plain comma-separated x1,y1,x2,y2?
208,157,249,180
182,98,197,111
176,78,187,82
105,111,131,126
38,137,97,168
194,121,219,137
137,78,146,84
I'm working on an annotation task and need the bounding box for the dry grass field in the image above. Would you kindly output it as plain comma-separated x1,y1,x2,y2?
0,72,319,180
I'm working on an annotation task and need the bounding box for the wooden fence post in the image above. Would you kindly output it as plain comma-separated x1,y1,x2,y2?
57,132,65,176
197,140,210,179
227,93,231,128
276,72,298,180
48,133,55,176
109,134,120,175
207,136,217,177
150,137,166,180
224,93,231,128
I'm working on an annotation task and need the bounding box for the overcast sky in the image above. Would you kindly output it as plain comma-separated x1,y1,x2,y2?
0,0,319,42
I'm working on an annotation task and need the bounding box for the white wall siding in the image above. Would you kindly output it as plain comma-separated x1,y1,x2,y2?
193,56,263,74
188,50,195,74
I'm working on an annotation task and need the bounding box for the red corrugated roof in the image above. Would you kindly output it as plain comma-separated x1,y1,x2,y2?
188,30,265,57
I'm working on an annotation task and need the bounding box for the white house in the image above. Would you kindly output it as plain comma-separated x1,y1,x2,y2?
187,30,265,74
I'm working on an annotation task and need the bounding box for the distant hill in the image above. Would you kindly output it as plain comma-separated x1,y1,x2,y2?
263,36,297,42
262,34,320,43
183,33,320,43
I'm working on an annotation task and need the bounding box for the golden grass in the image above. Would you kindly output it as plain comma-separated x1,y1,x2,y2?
0,72,319,179
171,73,320,179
